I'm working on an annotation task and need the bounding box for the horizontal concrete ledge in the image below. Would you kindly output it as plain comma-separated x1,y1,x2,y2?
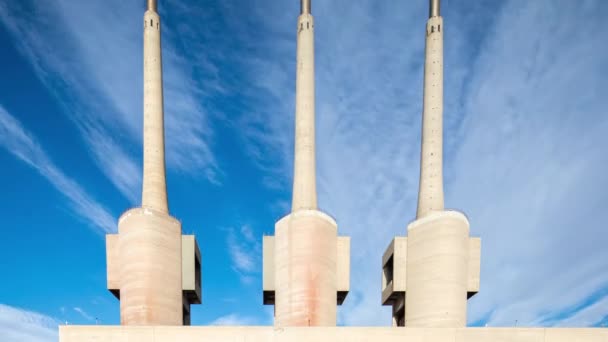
408,209,469,231
277,209,338,227
118,206,180,225
60,326,608,342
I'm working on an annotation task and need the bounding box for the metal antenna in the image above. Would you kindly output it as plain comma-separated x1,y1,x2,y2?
301,0,311,14
148,0,157,12
430,0,440,18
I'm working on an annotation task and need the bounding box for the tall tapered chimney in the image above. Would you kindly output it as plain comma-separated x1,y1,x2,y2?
262,0,350,327
105,1,202,327
404,0,480,327
416,0,445,218
382,0,480,328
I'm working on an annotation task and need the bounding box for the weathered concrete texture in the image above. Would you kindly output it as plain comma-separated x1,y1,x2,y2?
274,210,338,326
405,210,472,327
263,235,350,305
142,8,168,214
59,326,608,342
291,13,317,212
117,208,183,325
107,233,201,325
107,235,201,300
417,15,445,219
382,234,481,326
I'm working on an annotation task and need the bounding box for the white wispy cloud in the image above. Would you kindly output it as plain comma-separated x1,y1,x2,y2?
72,307,94,323
208,313,257,326
0,106,115,234
451,0,608,327
235,0,608,327
0,304,58,342
552,296,608,327
227,225,262,284
0,0,221,203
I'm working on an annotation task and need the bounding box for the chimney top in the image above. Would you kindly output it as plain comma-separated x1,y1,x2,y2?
301,0,311,15
148,0,157,12
430,0,440,18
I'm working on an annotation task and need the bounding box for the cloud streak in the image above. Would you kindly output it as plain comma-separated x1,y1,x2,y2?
72,307,95,323
449,0,608,327
208,313,257,326
0,0,221,203
227,225,262,284
0,105,115,234
553,295,608,327
0,304,58,342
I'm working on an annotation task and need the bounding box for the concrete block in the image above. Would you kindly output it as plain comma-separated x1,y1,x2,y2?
468,237,481,297
337,236,350,304
181,235,201,304
263,235,275,304
106,234,119,298
381,237,407,306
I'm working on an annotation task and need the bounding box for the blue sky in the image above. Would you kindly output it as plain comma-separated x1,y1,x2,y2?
0,0,607,339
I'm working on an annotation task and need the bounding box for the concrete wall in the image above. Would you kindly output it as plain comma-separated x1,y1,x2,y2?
263,235,350,305
60,326,608,342
117,208,183,325
405,210,471,327
273,210,338,326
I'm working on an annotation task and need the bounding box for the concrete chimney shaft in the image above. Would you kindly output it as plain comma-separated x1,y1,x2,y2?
416,0,444,219
405,0,473,328
291,0,317,212
116,2,183,326
142,0,168,213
